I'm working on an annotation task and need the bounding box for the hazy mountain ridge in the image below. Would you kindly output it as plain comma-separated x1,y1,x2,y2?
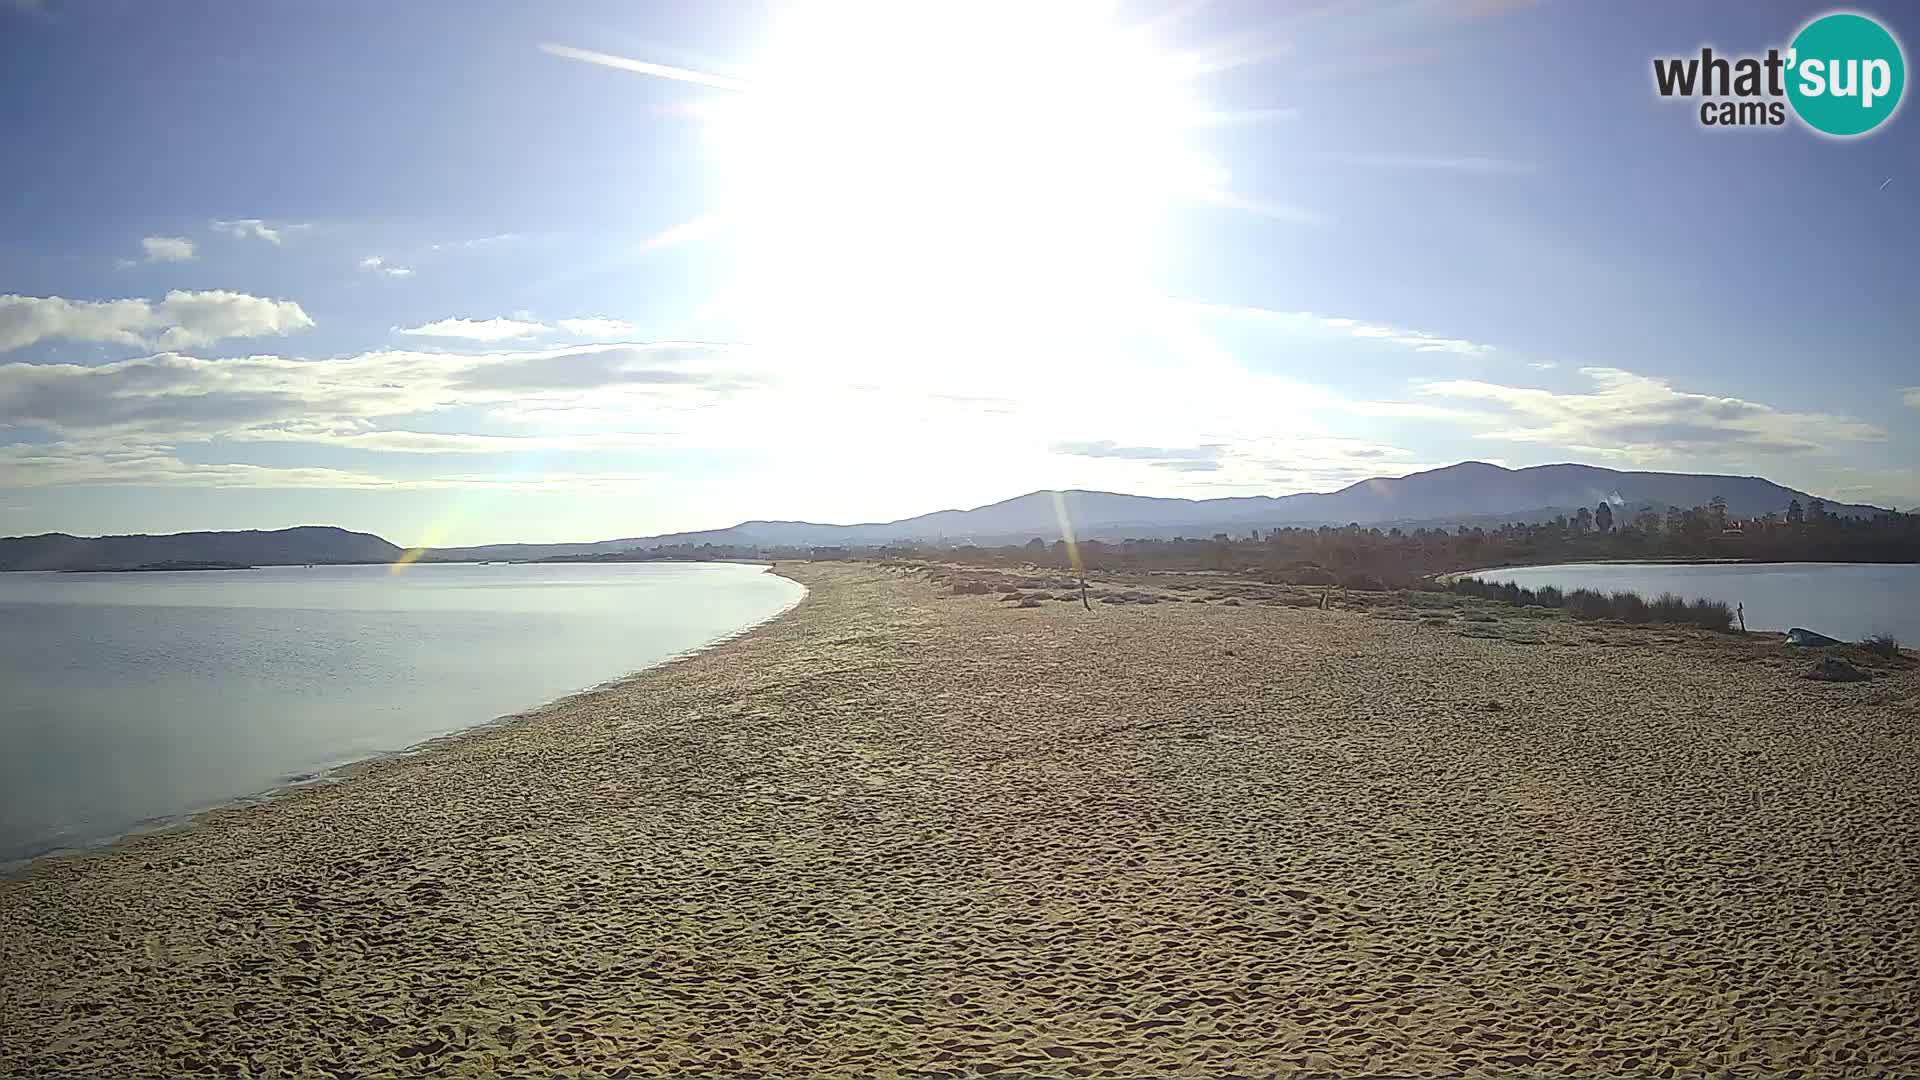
2,463,1886,566
0,527,402,572
558,462,1885,551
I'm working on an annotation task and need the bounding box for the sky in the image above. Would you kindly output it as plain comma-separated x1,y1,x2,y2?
2,0,1916,546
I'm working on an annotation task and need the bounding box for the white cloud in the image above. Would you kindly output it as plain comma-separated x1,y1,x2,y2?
0,291,314,352
1902,387,1920,410
141,236,195,263
359,255,413,278
398,317,547,341
0,441,664,491
1418,367,1884,457
230,429,680,454
1043,432,1435,491
1184,300,1496,357
0,342,745,441
210,219,282,244
1050,440,1225,471
1305,151,1538,175
557,317,638,339
0,442,398,490
429,232,525,252
0,340,749,492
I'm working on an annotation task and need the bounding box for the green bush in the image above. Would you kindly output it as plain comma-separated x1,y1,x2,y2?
1451,577,1733,630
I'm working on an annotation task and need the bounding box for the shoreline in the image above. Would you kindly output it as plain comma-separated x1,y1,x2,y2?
1446,555,1919,579
0,564,809,879
4,562,1916,1077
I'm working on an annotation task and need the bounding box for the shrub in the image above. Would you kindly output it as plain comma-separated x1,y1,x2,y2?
1650,592,1691,623
1688,597,1734,631
1610,591,1651,624
1565,588,1610,620
1460,577,1733,631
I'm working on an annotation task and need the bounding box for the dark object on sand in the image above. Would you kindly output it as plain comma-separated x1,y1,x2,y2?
1861,632,1902,659
1803,657,1871,683
1785,627,1844,648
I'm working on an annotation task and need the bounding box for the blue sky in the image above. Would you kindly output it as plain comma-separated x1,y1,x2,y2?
3,0,1916,545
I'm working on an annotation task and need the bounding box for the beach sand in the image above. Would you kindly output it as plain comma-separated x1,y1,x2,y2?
3,562,1918,1077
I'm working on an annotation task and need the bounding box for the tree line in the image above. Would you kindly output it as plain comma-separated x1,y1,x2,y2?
542,500,1919,588
876,500,1920,587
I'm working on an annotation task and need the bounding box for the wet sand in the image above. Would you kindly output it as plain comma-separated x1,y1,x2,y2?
3,562,1918,1077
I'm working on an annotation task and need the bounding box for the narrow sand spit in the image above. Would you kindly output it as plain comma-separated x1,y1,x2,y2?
3,563,1918,1077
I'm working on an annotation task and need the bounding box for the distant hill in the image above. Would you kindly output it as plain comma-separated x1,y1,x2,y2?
0,527,402,572
425,462,1886,558
3,463,1884,568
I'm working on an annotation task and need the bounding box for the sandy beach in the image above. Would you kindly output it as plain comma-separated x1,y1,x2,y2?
3,562,1918,1078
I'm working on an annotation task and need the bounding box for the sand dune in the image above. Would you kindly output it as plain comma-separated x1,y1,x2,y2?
3,563,1917,1077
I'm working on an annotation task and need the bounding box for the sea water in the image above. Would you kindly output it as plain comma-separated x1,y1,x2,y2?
0,561,802,865
1475,561,1920,642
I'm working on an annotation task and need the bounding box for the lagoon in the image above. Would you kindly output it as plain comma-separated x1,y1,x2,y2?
0,561,802,865
1476,561,1919,642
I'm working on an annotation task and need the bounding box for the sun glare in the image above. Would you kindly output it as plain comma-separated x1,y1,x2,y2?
658,2,1227,358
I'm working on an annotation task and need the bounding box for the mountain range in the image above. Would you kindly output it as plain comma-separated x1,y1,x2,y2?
426,461,1885,559
0,527,401,572
0,462,1887,570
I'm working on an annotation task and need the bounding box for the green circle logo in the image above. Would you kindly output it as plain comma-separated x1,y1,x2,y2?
1787,12,1905,136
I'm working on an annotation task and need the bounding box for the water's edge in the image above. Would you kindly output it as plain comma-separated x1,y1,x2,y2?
3,567,811,879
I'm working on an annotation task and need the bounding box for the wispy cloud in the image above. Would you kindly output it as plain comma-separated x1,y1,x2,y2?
211,219,284,244
538,43,750,91
397,317,546,342
429,232,525,252
1050,440,1226,471
1185,299,1496,356
556,317,638,339
359,255,413,278
1419,367,1884,457
451,343,739,391
1902,387,1920,409
231,429,678,454
0,342,744,443
0,441,669,492
1306,151,1537,175
1204,190,1329,227
1044,433,1434,490
0,291,313,352
140,236,195,263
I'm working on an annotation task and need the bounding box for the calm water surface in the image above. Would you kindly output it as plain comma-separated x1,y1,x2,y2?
1477,562,1920,642
0,562,802,864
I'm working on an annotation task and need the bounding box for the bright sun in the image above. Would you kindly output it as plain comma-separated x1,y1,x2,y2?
548,1,1229,358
